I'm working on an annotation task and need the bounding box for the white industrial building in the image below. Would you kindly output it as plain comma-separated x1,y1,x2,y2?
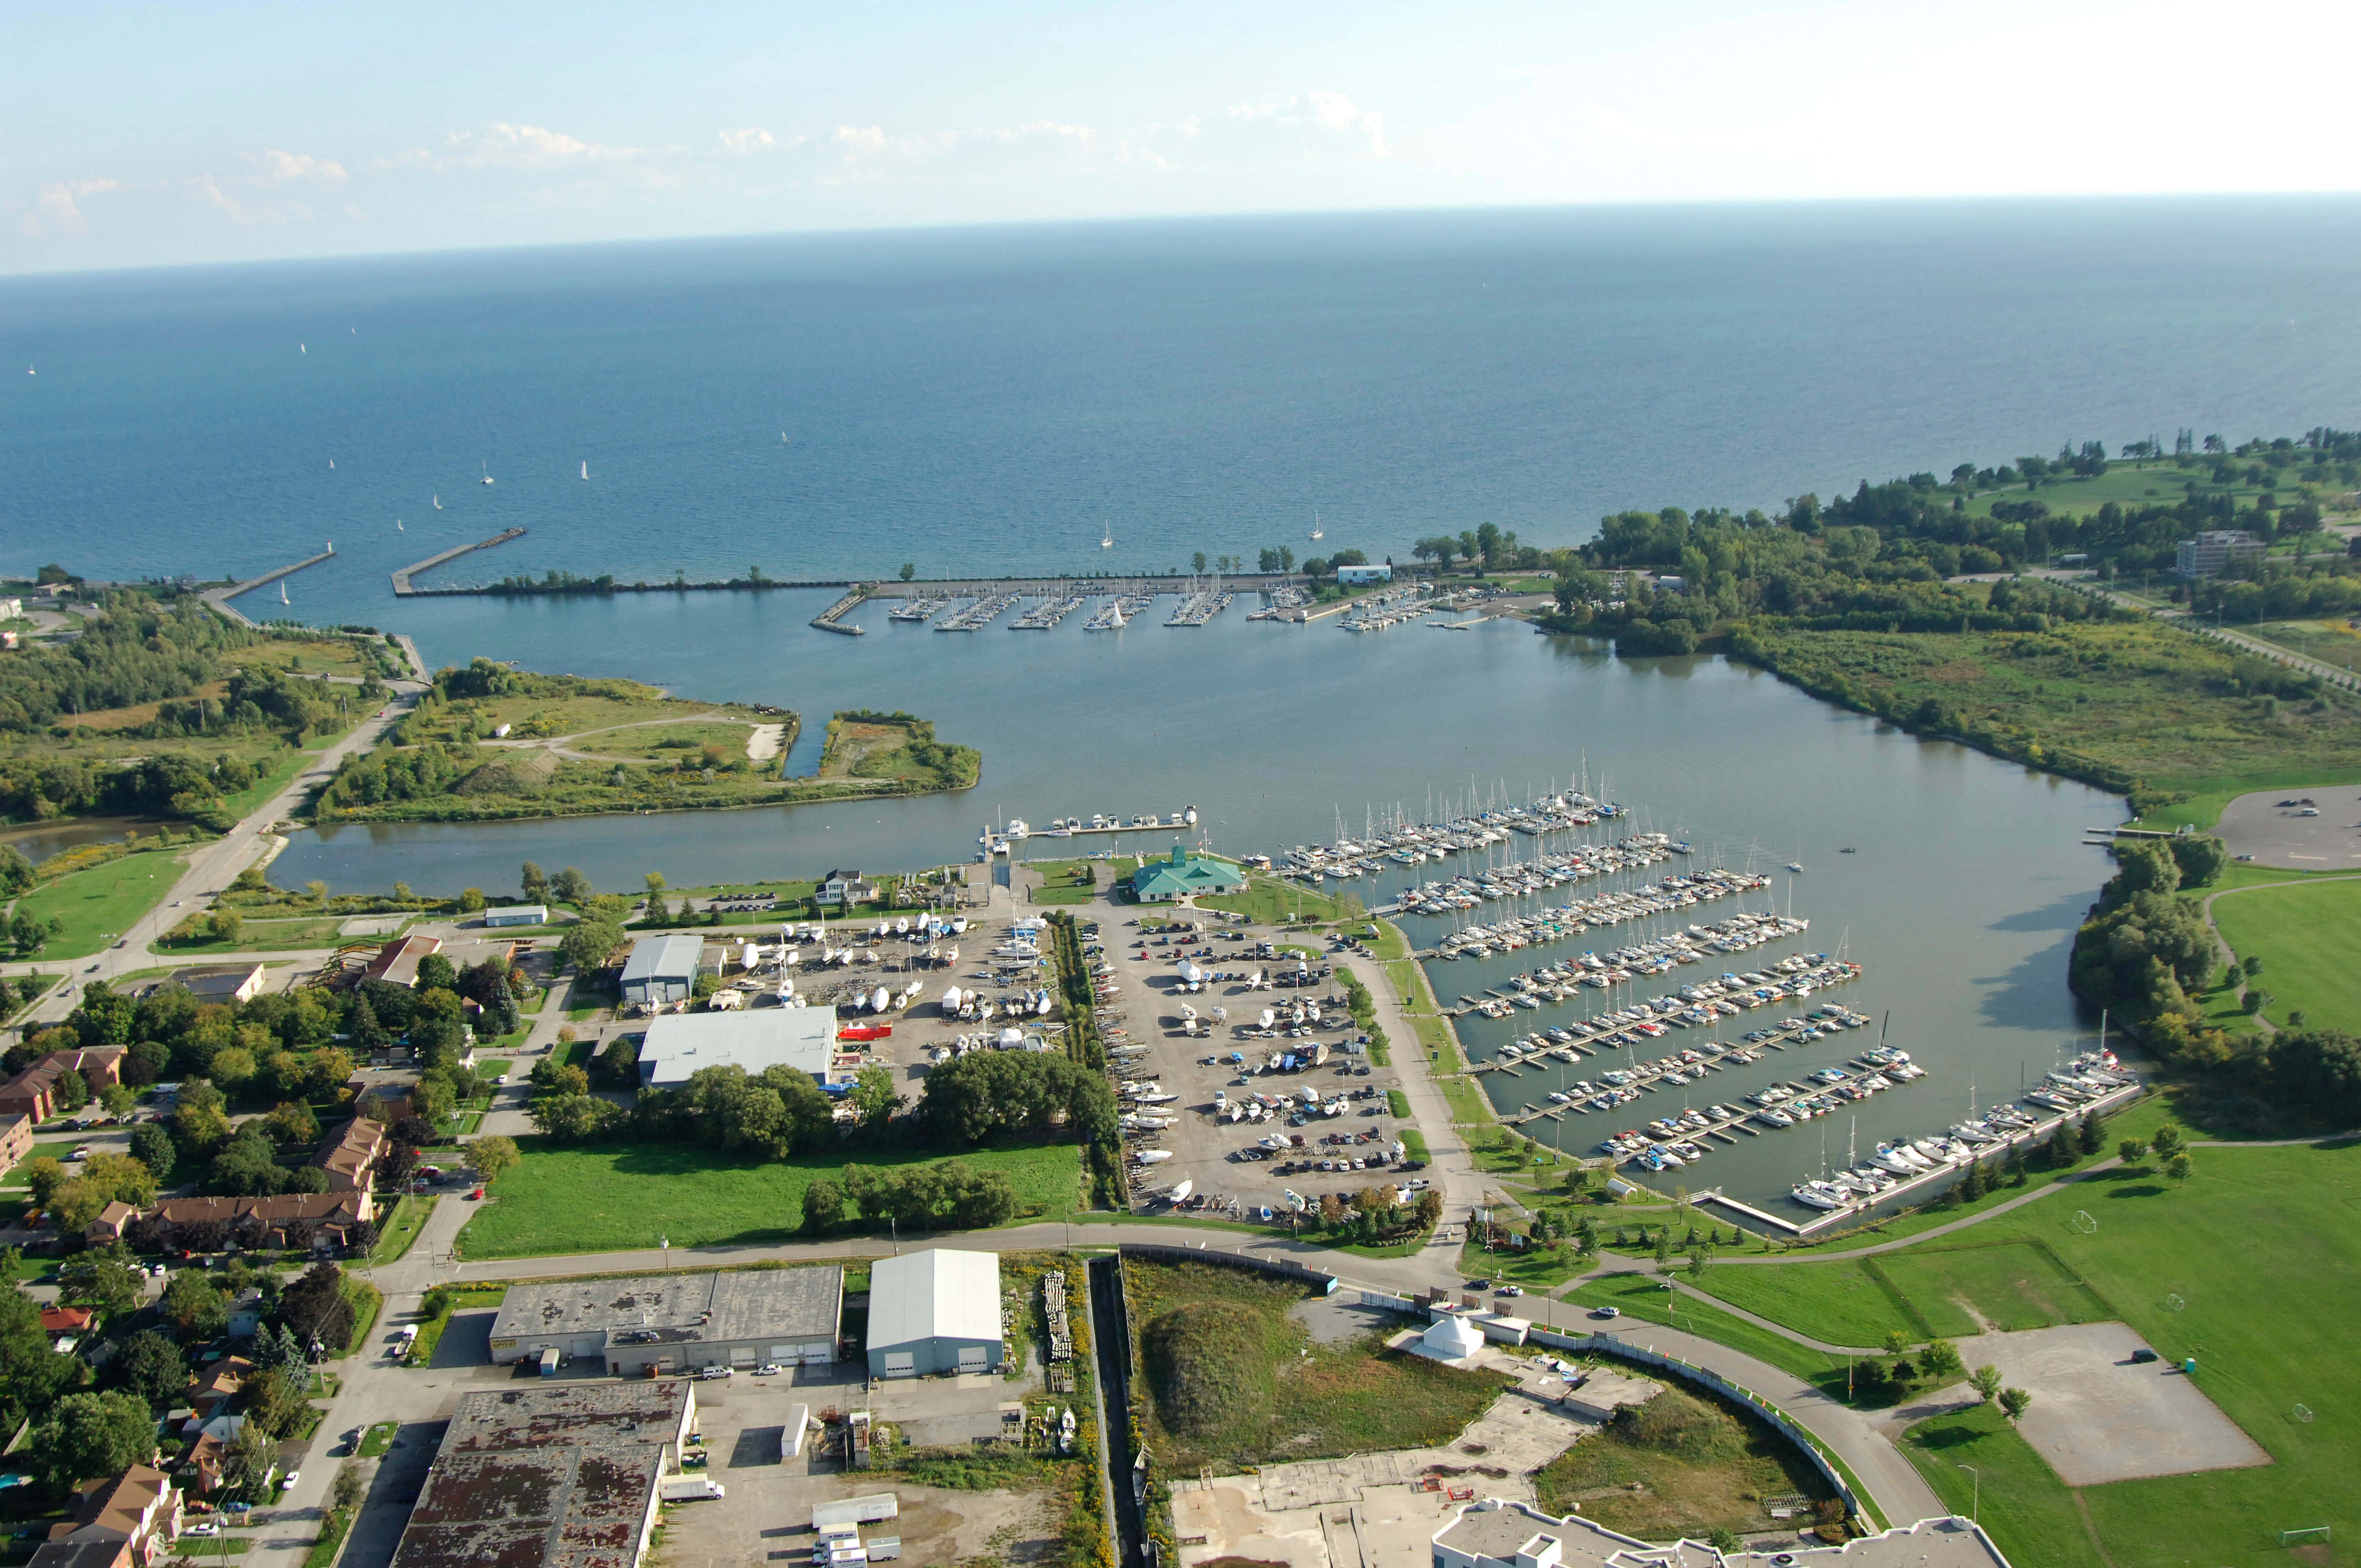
636,1006,840,1089
621,934,706,1005
866,1249,1004,1378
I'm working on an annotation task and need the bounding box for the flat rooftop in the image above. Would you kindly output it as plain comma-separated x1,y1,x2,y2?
390,1380,693,1568
490,1267,844,1350
637,1006,839,1088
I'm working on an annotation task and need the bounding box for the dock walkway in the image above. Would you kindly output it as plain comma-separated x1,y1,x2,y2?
811,587,869,636
389,527,527,594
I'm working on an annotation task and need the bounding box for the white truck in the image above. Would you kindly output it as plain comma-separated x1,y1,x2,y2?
659,1477,725,1502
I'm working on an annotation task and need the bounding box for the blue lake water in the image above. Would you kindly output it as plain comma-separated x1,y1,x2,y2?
9,195,2351,1205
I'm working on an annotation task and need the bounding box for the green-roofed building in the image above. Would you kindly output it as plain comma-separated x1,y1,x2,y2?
1128,847,1245,904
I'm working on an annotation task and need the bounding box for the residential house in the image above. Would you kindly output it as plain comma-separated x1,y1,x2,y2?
41,1304,94,1351
87,1202,138,1247
0,1047,128,1121
311,1117,387,1193
349,1075,418,1125
139,1190,374,1245
30,1465,180,1568
817,869,880,908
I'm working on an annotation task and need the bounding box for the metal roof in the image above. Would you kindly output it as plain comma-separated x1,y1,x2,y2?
620,933,706,984
637,1006,838,1088
868,1249,1003,1348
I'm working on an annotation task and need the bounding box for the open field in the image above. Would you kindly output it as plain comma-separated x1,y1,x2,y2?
12,847,187,959
1736,618,2361,811
2208,876,2361,1032
317,696,972,825
1127,1260,1508,1474
1027,859,1100,906
1534,1382,1833,1541
1679,1140,2361,1568
161,913,373,953
230,636,391,680
454,1137,1084,1258
1872,1239,2113,1337
3,1139,84,1188
1902,1402,2107,1568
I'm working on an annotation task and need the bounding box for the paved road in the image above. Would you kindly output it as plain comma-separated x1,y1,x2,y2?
2093,587,2361,693
1,683,425,1033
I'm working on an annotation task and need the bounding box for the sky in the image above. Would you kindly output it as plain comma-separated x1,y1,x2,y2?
6,0,2357,275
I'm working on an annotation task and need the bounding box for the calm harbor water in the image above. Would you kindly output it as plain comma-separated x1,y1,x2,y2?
15,198,2301,1205
271,593,2115,1208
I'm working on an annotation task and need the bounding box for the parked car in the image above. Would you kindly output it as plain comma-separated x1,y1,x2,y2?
1591,1305,1621,1320
698,1365,732,1380
2130,1347,2160,1364
752,1363,784,1376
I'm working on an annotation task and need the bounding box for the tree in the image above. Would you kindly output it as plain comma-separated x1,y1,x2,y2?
521,862,551,904
1191,552,1207,573
106,1330,188,1408
20,1157,68,1213
528,1094,623,1142
415,953,458,995
551,865,595,906
1919,1338,1965,1381
53,1069,89,1113
2167,1151,2193,1182
2151,1126,2185,1159
464,1135,520,1186
849,1066,901,1134
333,1464,363,1511
802,1178,845,1235
34,1392,155,1493
1882,1329,1912,1356
1996,1386,2033,1422
275,1262,355,1354
560,917,625,975
1967,1364,2004,1404
899,562,916,581
100,1082,137,1118
59,1249,144,1315
266,1101,319,1145
127,1123,176,1184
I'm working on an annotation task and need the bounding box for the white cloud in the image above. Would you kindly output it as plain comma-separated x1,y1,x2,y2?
247,149,349,184
383,122,640,173
20,177,118,237
715,127,785,156
1227,90,1386,157
194,173,247,222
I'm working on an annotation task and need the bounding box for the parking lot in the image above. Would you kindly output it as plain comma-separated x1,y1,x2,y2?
1092,912,1423,1219
1948,1321,2272,1485
634,1361,1071,1567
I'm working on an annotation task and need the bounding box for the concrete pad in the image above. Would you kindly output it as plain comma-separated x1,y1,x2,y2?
1946,1321,2271,1485
2215,788,2361,869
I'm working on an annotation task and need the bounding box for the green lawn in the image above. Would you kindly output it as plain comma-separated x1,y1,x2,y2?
162,916,364,953
455,1137,1085,1259
367,1195,434,1265
2208,876,2361,1033
1872,1240,2112,1337
1680,1140,2361,1568
1437,1075,1493,1126
1195,874,1365,927
1901,1403,2107,1568
357,1421,400,1458
1687,1258,1916,1349
13,847,187,959
1562,1272,1849,1390
3,1139,85,1189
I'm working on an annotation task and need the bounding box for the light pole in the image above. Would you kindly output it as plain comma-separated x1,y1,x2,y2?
1957,1463,1978,1525
660,1234,669,1271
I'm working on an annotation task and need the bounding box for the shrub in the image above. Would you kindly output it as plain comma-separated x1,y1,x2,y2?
1143,1302,1272,1440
